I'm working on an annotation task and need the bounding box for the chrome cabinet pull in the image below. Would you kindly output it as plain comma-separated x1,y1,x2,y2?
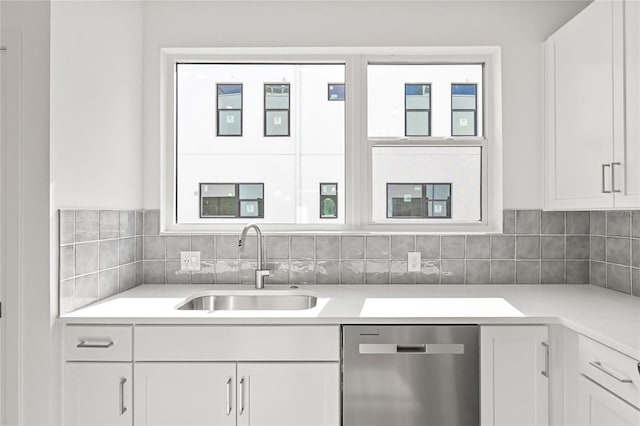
77,340,113,349
225,378,232,416
611,162,621,193
602,164,612,193
239,377,245,415
589,361,632,383
120,378,128,415
541,342,549,378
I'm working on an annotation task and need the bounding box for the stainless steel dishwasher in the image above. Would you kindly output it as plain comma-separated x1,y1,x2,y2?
342,325,479,426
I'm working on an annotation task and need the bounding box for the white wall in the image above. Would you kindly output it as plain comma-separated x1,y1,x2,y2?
50,0,144,210
1,1,52,424
143,0,590,210
48,2,143,424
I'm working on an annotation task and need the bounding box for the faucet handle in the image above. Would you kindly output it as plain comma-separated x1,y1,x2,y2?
257,269,270,277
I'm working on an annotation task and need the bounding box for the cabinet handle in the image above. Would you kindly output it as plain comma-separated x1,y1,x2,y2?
611,162,621,193
225,378,232,416
589,361,632,383
541,342,549,378
77,340,113,349
239,377,245,415
602,164,612,193
120,378,128,415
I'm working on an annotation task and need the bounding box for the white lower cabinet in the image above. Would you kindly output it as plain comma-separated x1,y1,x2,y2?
133,362,339,426
65,362,132,426
481,326,549,426
579,376,640,425
236,363,339,426
134,362,236,426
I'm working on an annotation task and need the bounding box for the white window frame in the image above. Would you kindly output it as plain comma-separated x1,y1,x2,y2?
161,47,503,234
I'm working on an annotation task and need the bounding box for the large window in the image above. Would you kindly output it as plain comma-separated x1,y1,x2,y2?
164,48,502,232
175,63,345,225
368,64,484,223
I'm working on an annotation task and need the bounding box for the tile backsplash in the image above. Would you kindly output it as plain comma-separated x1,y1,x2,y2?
589,210,640,296
59,208,640,314
59,210,144,314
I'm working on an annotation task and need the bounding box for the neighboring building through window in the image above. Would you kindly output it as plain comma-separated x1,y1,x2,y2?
167,52,500,232
368,64,483,223
175,62,345,225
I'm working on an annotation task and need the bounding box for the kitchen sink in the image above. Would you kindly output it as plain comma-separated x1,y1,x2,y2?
177,292,318,311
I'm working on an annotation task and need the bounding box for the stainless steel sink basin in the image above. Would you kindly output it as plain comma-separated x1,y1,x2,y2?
177,293,318,311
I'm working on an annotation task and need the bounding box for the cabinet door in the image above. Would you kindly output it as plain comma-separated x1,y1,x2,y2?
579,375,640,425
481,326,549,426
544,0,616,209
616,0,640,207
134,362,236,426
236,362,339,426
65,362,132,426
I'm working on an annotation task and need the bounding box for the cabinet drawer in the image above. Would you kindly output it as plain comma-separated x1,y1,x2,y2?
65,325,133,361
579,335,640,409
135,325,340,361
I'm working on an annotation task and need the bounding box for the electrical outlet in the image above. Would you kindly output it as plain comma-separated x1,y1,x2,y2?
180,251,201,271
407,252,421,272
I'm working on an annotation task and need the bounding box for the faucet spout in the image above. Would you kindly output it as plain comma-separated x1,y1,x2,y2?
239,224,270,289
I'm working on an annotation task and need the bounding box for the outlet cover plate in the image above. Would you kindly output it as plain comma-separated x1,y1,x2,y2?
181,251,201,271
408,252,421,272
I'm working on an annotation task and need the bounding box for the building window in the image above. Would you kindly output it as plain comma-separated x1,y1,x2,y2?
200,183,264,218
404,83,431,136
328,83,345,101
264,83,290,136
451,83,477,136
426,183,452,217
387,183,452,219
216,84,243,136
320,183,338,218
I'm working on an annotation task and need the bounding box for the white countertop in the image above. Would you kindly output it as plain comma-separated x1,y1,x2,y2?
60,284,640,360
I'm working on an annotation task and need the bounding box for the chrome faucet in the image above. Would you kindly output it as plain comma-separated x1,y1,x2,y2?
238,224,270,289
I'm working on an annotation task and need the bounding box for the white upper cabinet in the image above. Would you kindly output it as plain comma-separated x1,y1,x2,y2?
545,0,639,210
618,0,640,207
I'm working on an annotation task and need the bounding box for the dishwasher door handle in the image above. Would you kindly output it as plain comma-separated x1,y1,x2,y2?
359,343,464,355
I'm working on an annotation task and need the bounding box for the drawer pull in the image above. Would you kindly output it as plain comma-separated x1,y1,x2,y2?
77,340,114,349
541,342,549,378
120,378,128,415
589,361,633,383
